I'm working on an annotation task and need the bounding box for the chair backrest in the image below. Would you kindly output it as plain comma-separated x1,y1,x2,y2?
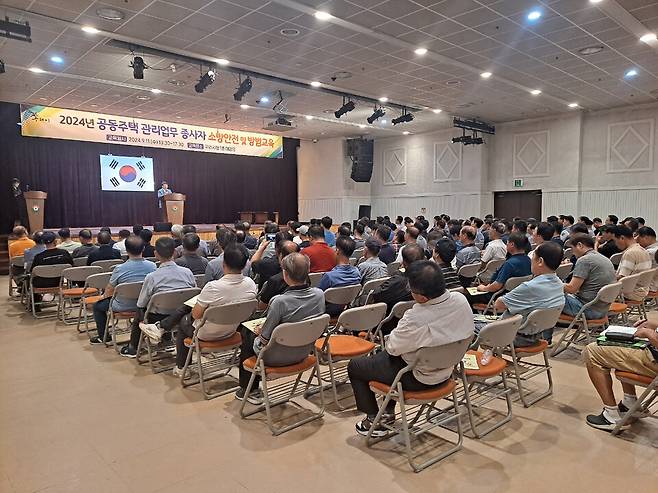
324,284,362,305
593,282,623,306
349,257,358,266
637,269,656,290
563,247,573,260
518,307,563,336
352,248,365,260
479,258,504,277
73,257,88,267
145,287,201,315
476,314,524,348
145,257,158,263
360,276,390,296
194,274,207,288
337,303,387,332
85,272,112,291
91,259,124,271
457,262,480,279
555,263,573,281
609,252,623,268
31,264,69,280
11,255,24,268
199,299,258,331
62,266,103,283
121,254,129,261
387,261,401,276
309,272,324,288
414,336,472,371
263,314,331,366
620,273,641,298
504,275,533,292
111,281,144,303
391,300,416,318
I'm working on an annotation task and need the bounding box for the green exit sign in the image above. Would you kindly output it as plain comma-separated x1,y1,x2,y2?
514,179,524,188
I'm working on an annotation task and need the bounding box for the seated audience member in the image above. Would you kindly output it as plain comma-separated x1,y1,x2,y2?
174,225,209,258
301,225,337,273
372,243,426,334
241,222,258,250
561,234,616,330
638,228,658,293
251,231,292,289
29,231,74,303
57,228,81,254
259,222,280,259
337,225,351,239
319,236,361,314
347,260,475,436
636,217,645,227
595,225,620,258
605,215,618,226
582,319,658,431
72,229,97,259
491,242,565,346
87,231,122,265
321,216,336,247
257,241,299,310
358,239,388,284
89,236,157,344
432,238,461,290
297,225,311,249
99,227,116,246
472,218,485,249
592,217,604,235
175,233,210,275
395,226,420,263
475,233,532,296
139,229,155,258
375,225,396,264
528,222,555,260
9,225,35,259
170,224,184,248
120,237,197,358
23,231,46,271
133,224,145,236
481,222,507,264
623,217,639,234
392,229,406,252
112,229,131,256
560,215,574,242
236,253,325,403
353,223,366,250
206,228,251,282
614,225,652,301
166,245,258,376
414,222,428,251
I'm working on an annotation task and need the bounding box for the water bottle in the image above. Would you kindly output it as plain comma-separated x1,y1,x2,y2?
481,348,493,366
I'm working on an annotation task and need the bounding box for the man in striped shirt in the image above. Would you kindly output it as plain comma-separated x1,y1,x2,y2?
432,238,461,290
614,225,652,301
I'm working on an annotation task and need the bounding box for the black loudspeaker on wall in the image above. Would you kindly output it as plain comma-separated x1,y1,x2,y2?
358,205,372,219
154,222,173,232
347,138,374,182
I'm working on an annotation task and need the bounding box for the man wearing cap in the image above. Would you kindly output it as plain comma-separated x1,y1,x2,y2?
29,231,73,301
157,181,173,220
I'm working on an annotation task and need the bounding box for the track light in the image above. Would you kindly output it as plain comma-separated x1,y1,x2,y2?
131,56,146,79
335,99,355,119
367,107,385,124
233,76,253,101
194,69,216,93
392,109,414,125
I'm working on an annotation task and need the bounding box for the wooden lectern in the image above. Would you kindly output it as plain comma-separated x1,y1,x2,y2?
163,193,186,225
24,191,47,233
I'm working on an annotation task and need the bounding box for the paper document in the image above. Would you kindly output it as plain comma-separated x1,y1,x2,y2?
601,326,636,336
184,295,198,308
467,287,486,296
242,317,267,334
473,314,501,323
462,353,479,370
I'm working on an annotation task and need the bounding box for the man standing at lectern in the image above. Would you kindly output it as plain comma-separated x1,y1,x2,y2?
9,177,29,230
157,181,173,221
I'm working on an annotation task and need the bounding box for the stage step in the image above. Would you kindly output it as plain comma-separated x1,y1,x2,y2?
0,235,9,275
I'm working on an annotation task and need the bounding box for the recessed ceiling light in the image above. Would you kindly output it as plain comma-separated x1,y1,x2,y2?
589,0,603,3
358,124,366,128
50,56,63,64
480,71,492,79
432,109,442,114
136,110,142,114
167,79,185,86
150,88,162,94
81,26,100,34
240,104,249,109
381,119,387,124
640,33,657,43
403,131,410,135
414,47,427,55
176,116,182,119
135,95,151,101
280,28,300,37
216,58,229,66
625,68,638,78
29,67,44,73
259,96,269,103
314,11,332,21
530,89,542,95
96,8,124,21
90,104,98,107
305,115,313,120
378,96,388,102
310,81,321,87
332,71,352,80
445,80,461,86
527,10,542,21
578,45,604,55
568,102,579,108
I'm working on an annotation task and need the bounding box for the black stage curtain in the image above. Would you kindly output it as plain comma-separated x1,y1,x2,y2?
0,102,299,233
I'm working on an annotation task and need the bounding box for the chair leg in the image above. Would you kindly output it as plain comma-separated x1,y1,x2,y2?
611,383,658,436
551,320,582,357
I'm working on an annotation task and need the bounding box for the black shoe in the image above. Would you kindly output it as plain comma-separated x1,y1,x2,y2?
120,346,137,358
585,411,629,432
355,418,388,438
235,388,263,405
89,336,105,345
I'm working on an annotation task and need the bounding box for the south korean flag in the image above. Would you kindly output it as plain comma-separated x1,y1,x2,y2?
100,154,155,192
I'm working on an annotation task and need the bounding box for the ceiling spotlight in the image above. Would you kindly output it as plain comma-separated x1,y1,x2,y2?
625,68,638,78
578,45,604,55
367,107,385,124
378,96,388,102
96,8,124,20
530,89,542,95
403,131,410,135
259,96,269,103
392,110,414,125
414,47,427,55
194,69,216,93
305,115,314,120
589,0,603,3
527,10,542,21
480,71,492,79
432,109,442,114
131,56,146,79
50,55,63,64
568,102,579,108
150,88,161,94
233,76,253,101
314,11,332,20
240,104,249,109
216,58,230,66
381,120,387,125
29,67,44,73
310,81,322,87
358,124,366,128
335,99,355,119
81,26,100,34
640,33,657,43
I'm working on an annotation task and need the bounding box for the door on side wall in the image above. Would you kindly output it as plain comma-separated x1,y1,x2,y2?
493,190,542,220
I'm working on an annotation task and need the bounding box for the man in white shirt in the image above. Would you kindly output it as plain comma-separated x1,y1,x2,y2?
481,222,507,264
395,226,420,263
348,260,474,437
112,229,131,256
637,226,658,292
